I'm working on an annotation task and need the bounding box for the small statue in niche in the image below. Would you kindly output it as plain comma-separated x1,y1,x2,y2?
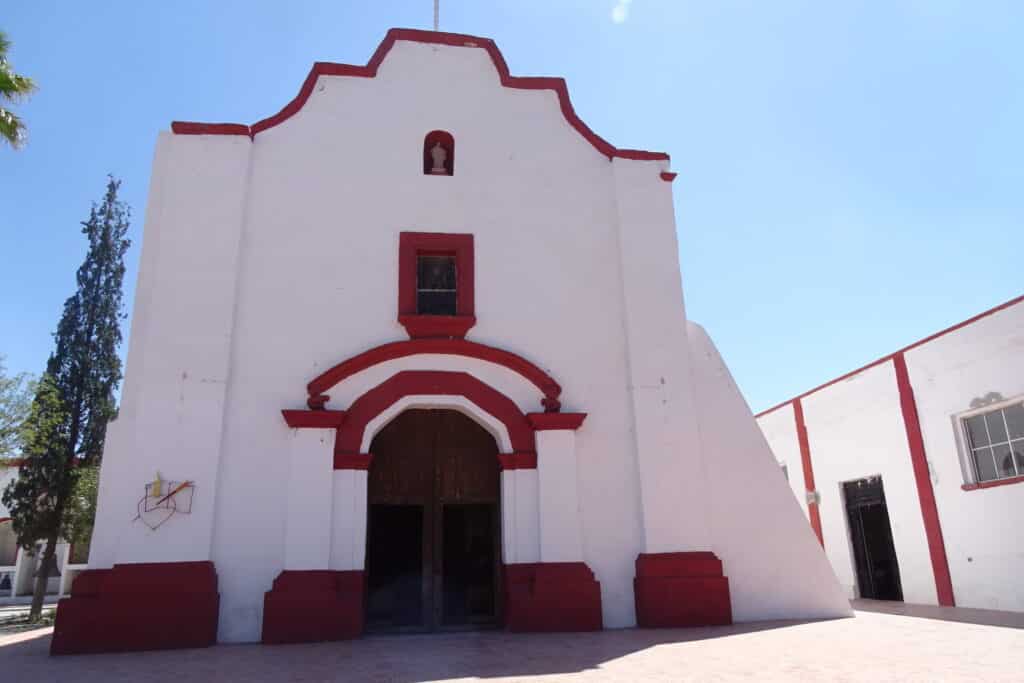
430,141,448,175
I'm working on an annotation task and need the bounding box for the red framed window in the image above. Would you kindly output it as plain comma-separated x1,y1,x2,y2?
398,232,475,339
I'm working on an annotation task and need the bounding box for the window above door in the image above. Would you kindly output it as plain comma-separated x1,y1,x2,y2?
398,232,475,339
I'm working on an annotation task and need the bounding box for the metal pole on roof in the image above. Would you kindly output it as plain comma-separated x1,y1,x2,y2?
434,0,439,31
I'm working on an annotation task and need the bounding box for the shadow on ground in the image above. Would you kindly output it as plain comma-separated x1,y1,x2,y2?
0,618,834,681
852,598,1024,630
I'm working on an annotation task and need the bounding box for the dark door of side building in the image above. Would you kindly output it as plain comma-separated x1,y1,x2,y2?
365,409,502,632
843,476,903,601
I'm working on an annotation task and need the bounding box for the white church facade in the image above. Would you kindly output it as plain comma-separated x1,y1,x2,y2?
52,29,850,654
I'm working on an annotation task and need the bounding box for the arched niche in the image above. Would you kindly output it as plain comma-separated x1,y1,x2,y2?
423,130,455,176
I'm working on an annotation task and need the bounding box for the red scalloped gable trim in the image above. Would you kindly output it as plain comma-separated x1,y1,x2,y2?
170,28,669,161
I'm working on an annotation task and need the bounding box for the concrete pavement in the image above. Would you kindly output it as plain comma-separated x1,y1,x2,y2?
1,603,1022,682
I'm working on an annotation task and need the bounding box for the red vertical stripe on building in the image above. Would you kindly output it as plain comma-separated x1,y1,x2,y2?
793,398,824,547
892,352,955,606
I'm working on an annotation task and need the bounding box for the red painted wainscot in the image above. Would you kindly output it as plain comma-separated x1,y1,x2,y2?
262,570,365,644
504,562,603,632
633,552,732,628
51,561,220,655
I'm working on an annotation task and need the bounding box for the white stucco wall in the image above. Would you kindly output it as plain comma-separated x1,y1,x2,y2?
91,34,850,642
800,362,937,604
757,404,809,520
0,466,17,518
904,302,1024,611
688,324,852,620
90,130,251,569
757,299,1024,612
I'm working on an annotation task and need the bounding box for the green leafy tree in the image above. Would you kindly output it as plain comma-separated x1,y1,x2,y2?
0,30,36,149
2,376,72,604
1,177,130,619
65,465,99,563
0,355,34,457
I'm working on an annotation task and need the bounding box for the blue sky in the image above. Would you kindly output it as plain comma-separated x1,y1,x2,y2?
1,1,1021,412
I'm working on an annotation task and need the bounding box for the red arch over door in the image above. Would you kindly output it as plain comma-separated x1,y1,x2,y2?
335,370,537,466
306,339,563,412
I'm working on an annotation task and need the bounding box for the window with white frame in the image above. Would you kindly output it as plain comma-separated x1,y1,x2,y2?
961,400,1024,484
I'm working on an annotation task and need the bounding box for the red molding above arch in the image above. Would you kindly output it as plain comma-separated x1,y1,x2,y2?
336,370,536,456
527,412,587,431
306,338,563,412
497,452,538,470
333,452,373,470
281,410,347,429
170,28,669,162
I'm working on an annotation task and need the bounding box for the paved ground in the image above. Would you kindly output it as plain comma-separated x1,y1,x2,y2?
0,602,58,618
2,602,1022,682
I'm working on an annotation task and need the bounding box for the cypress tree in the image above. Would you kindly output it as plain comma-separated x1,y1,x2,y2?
1,176,130,619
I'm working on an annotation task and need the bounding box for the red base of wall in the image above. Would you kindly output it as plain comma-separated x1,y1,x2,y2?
634,552,732,628
51,561,219,655
262,570,364,644
504,562,602,632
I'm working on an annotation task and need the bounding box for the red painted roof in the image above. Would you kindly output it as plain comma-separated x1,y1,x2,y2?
170,28,669,162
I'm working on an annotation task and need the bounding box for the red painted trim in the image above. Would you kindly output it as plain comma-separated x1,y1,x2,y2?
633,552,732,628
337,370,536,457
399,232,475,339
0,458,25,467
281,409,346,429
893,352,956,606
961,474,1024,491
504,562,603,632
305,338,563,411
51,561,219,654
526,412,587,431
793,398,824,547
398,315,476,339
333,452,372,470
497,452,538,470
659,172,677,182
171,28,669,161
756,293,1024,418
169,121,249,136
262,570,364,644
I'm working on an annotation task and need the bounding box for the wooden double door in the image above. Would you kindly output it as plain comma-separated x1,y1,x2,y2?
365,409,502,631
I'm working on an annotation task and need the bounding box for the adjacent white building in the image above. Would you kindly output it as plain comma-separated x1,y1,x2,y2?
758,295,1024,612
0,461,87,601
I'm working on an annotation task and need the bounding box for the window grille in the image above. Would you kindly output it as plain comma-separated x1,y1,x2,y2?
962,401,1024,483
416,254,457,315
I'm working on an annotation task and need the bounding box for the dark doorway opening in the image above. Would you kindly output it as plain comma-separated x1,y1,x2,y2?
843,476,903,601
365,409,502,632
366,505,423,628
